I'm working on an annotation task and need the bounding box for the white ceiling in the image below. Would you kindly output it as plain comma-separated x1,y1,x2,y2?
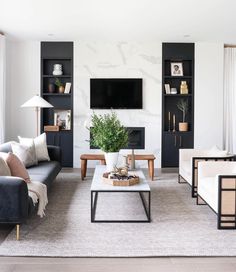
1,0,236,42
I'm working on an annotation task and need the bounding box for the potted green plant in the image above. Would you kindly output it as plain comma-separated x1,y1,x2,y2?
177,99,189,131
90,112,128,171
55,78,65,94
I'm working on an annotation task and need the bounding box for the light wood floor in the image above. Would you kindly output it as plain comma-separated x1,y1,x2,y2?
1,168,236,271
1,257,236,272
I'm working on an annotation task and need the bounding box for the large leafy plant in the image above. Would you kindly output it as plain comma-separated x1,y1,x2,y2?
90,112,128,153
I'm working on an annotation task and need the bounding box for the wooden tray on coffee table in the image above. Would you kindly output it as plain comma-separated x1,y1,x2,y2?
102,172,139,186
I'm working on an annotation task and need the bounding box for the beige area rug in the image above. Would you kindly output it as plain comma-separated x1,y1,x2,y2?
0,170,236,257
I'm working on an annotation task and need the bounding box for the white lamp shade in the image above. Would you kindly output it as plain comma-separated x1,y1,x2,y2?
21,95,53,108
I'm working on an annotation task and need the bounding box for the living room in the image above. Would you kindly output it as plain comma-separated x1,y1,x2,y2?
1,0,236,271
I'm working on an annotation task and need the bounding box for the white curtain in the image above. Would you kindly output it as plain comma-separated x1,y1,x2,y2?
0,34,6,144
223,48,236,153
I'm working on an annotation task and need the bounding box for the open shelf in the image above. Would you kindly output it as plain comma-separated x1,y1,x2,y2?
164,76,192,79
42,93,71,96
163,130,193,134
41,42,74,167
162,43,194,168
164,94,192,97
43,75,72,78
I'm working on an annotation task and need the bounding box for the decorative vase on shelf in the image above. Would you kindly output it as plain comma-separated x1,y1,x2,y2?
104,152,119,172
58,86,65,94
48,83,55,93
179,122,188,131
53,64,63,76
180,81,188,94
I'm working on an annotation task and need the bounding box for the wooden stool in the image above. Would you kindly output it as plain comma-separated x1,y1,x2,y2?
127,154,156,180
80,154,105,180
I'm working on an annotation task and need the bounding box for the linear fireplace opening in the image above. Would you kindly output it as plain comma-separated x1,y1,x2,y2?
90,127,145,150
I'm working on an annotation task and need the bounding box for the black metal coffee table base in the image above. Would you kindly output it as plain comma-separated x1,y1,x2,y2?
91,190,151,223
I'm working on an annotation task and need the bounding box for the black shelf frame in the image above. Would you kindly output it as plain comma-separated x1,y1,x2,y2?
40,42,74,167
161,43,194,168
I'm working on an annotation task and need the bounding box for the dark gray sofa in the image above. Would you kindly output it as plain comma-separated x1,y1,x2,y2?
0,142,61,239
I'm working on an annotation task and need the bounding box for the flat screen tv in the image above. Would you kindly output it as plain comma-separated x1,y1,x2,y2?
90,78,143,109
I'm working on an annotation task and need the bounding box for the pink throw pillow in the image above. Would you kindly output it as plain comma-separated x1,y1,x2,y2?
6,152,31,183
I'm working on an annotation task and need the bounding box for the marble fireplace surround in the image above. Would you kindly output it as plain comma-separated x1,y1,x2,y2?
73,41,162,168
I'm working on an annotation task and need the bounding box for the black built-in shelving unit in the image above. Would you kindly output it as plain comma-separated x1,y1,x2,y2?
162,43,194,167
41,42,73,167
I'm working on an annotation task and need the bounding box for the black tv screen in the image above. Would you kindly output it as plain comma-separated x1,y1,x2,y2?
90,78,143,109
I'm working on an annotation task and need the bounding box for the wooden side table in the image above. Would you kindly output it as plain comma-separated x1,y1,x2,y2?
80,154,105,180
127,154,156,180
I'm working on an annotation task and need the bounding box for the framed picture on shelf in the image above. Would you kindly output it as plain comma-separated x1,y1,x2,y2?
64,82,71,94
171,62,183,76
164,84,170,94
54,109,71,130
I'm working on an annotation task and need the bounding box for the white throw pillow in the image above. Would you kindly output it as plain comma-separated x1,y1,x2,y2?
18,133,50,162
208,145,228,157
11,141,38,167
0,154,11,176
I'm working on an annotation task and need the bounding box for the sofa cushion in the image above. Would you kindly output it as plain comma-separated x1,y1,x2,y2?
19,133,50,162
0,156,11,176
27,161,61,188
6,153,31,183
208,146,228,157
11,141,38,167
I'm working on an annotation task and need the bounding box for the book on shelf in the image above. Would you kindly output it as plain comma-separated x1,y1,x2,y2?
164,84,170,94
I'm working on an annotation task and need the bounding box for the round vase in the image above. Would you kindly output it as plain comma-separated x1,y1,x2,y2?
179,122,188,131
48,83,55,93
104,152,119,172
58,86,65,94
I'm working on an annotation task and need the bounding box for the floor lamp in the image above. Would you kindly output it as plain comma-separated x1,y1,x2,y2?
21,95,53,136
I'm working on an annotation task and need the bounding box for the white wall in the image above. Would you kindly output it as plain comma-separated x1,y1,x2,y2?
74,42,162,168
195,42,224,149
5,40,40,140
5,40,225,167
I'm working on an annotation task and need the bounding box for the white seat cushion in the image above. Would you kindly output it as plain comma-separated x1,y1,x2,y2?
179,160,192,185
198,177,218,212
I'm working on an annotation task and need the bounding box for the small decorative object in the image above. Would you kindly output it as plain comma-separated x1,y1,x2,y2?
55,78,65,93
89,112,128,172
171,62,183,76
130,149,135,170
54,109,71,130
52,64,63,76
177,99,189,131
173,114,176,132
44,125,60,132
170,88,177,94
164,84,170,94
168,111,171,131
48,83,55,93
64,82,71,94
180,81,188,94
102,166,139,186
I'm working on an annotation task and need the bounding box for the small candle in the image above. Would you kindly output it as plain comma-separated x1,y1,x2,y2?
173,114,175,126
168,112,170,121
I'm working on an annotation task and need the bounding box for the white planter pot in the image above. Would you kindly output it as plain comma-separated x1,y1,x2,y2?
104,152,119,172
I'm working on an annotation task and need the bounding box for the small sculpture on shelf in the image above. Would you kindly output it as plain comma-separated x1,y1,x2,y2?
170,88,177,94
53,64,63,76
180,81,188,94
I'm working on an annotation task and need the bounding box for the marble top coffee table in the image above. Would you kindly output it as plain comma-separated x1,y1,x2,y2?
90,165,151,223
